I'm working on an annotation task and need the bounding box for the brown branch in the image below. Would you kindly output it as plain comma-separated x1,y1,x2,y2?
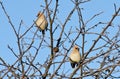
84,7,120,61
0,1,18,37
56,3,76,48
69,7,120,78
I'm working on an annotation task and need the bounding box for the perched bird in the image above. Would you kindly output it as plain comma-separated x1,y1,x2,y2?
53,47,59,53
35,12,48,35
69,45,81,68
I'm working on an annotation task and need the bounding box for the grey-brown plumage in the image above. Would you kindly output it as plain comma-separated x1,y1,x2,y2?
69,45,81,68
53,47,59,53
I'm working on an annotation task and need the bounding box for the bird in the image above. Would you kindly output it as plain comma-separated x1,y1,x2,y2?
35,12,48,35
53,47,59,53
69,45,81,68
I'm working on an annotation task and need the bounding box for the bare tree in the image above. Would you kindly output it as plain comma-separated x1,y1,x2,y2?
0,0,120,79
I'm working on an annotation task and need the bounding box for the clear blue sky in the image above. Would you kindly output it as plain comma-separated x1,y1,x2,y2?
0,0,120,78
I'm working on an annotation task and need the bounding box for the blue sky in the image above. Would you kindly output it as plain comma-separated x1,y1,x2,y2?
0,0,120,78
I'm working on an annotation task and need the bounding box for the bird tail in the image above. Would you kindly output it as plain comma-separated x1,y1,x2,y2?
71,63,75,68
42,30,45,37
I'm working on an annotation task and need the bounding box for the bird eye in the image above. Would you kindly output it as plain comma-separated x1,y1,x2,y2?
76,47,79,51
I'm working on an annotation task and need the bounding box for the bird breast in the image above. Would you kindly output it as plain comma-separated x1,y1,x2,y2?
35,17,47,30
70,52,80,63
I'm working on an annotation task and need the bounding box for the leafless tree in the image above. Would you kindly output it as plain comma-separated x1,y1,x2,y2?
0,0,120,79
